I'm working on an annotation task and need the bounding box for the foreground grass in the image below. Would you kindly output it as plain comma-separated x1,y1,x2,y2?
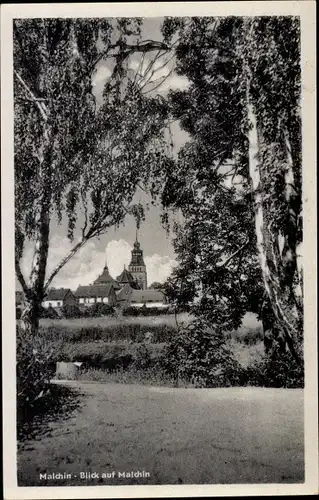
56,367,191,387
18,384,83,444
17,381,304,486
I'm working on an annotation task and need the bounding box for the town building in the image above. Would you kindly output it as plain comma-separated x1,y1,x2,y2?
16,231,168,313
93,263,121,290
130,289,168,308
74,283,117,306
42,288,77,309
116,285,167,309
116,266,140,289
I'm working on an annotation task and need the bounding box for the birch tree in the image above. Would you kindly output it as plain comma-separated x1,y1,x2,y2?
161,16,302,361
14,18,173,335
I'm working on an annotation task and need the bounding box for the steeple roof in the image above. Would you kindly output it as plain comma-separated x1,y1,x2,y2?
117,267,135,283
134,229,140,250
94,262,120,290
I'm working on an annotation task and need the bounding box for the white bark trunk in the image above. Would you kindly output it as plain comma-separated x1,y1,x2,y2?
246,98,301,364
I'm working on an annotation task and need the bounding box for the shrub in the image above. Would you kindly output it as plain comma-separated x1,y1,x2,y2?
241,350,304,388
62,304,82,318
16,327,58,414
228,325,264,345
39,306,59,319
123,306,172,317
59,341,166,366
163,319,242,387
69,326,104,342
80,303,115,318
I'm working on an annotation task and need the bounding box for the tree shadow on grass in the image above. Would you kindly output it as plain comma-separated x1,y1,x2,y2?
17,384,86,448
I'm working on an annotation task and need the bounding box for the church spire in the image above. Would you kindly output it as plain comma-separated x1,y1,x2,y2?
128,228,147,290
134,227,140,250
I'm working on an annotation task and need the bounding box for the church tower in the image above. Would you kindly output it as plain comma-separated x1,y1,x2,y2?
128,231,147,290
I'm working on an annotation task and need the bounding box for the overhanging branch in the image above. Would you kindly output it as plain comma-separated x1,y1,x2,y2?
14,70,48,122
90,40,170,73
44,237,88,292
216,240,250,268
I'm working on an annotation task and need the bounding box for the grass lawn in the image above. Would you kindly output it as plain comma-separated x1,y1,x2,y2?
18,382,304,486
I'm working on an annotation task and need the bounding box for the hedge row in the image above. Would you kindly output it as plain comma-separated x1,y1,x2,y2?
16,304,175,320
39,323,177,344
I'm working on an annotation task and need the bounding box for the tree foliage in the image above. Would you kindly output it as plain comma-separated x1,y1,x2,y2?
14,18,173,333
160,16,302,360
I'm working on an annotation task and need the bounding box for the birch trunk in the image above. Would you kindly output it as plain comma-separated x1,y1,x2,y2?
246,96,301,364
20,199,50,336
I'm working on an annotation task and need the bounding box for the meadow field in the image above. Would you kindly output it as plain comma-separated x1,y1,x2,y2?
34,311,267,386
39,311,191,330
39,311,260,331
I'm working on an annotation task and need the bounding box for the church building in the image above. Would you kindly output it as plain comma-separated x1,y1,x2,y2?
72,231,166,309
127,232,148,290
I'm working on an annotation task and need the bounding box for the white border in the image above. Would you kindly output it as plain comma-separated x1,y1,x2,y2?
1,2,317,498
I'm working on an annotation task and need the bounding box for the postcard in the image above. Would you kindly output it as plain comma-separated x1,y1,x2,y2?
1,2,317,498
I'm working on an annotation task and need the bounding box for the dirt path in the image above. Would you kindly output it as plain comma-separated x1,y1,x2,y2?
18,382,304,486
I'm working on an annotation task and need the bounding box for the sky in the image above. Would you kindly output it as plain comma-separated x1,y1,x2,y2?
17,18,190,291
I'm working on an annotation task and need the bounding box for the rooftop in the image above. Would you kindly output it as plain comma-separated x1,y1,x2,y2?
75,284,115,298
94,264,120,290
130,289,166,303
45,288,73,301
116,268,135,283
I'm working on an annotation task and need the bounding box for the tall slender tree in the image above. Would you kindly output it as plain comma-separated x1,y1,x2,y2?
14,18,173,335
161,16,302,361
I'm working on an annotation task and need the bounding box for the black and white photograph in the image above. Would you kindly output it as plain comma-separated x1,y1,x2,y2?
1,2,317,498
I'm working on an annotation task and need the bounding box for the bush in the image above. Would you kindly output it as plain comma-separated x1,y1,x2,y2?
123,306,172,316
59,341,166,366
228,325,264,345
163,319,242,387
39,306,59,319
80,303,115,318
16,327,58,414
241,350,304,388
62,304,82,318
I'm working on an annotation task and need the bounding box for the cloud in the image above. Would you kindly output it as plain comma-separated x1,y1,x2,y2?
20,237,176,291
105,239,132,278
145,254,177,285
